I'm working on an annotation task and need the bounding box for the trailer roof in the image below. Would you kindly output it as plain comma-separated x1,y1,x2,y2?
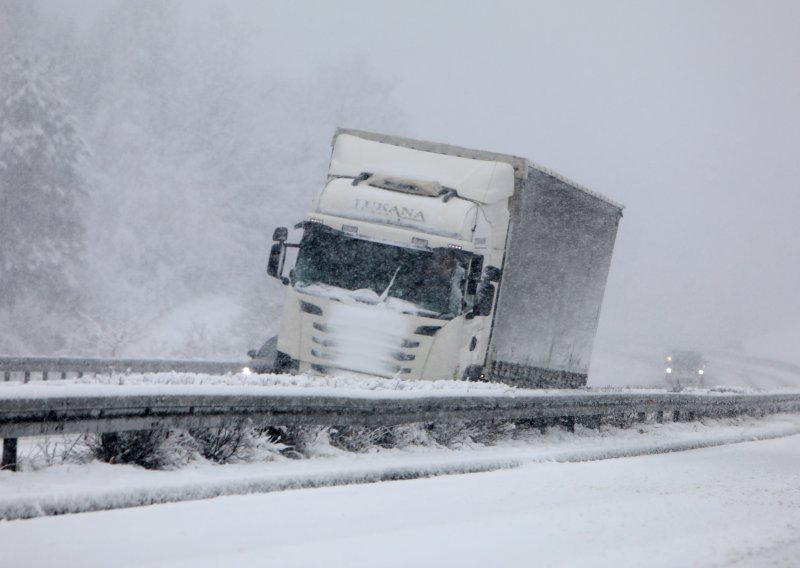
335,128,623,211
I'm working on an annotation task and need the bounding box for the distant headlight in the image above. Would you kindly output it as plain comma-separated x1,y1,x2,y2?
666,368,672,374
667,356,672,362
698,369,704,375
242,367,253,376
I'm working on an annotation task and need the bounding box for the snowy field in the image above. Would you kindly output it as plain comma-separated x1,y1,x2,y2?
2,418,799,567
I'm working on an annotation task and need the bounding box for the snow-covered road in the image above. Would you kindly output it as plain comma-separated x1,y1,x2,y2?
3,420,800,567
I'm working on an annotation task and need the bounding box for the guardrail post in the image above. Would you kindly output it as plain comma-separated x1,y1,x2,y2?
23,371,30,384
558,416,575,433
2,438,17,471
673,410,680,422
3,371,9,382
43,371,48,381
656,410,664,423
100,432,120,462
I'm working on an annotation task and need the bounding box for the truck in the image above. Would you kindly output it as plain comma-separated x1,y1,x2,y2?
260,128,623,388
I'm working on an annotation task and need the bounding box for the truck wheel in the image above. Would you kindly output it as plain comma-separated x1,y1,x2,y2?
462,365,485,381
273,351,299,374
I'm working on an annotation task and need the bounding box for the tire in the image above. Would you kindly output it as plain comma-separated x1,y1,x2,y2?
273,351,299,374
462,365,485,381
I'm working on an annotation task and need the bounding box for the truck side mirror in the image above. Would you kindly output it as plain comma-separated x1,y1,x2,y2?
273,227,288,242
484,266,502,282
267,243,289,284
472,282,496,317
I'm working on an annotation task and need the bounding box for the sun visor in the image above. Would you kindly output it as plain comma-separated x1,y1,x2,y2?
315,178,479,240
329,134,514,204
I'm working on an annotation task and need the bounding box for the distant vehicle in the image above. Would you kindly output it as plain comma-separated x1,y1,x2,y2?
260,128,623,388
665,350,707,388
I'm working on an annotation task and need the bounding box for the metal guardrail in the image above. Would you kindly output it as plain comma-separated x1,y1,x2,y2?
2,389,800,470
0,356,246,382
2,356,800,471
3,391,800,437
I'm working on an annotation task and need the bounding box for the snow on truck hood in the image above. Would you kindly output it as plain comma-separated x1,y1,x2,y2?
329,133,515,204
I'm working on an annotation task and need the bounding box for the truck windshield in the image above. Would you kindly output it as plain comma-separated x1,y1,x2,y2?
293,226,468,316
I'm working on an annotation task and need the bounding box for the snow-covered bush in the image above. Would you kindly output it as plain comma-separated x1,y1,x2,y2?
31,435,94,468
15,435,94,471
190,419,257,464
329,421,519,452
24,416,598,471
261,426,335,459
91,429,199,470
329,426,398,452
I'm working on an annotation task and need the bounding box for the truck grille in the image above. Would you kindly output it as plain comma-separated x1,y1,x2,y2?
309,302,416,377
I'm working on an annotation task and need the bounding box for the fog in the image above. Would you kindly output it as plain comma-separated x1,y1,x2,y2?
2,0,798,366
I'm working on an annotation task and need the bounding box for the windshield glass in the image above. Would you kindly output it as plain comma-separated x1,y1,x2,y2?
293,226,468,316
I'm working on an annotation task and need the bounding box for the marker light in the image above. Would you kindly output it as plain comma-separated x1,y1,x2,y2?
242,367,253,376
666,368,672,374
448,244,463,250
698,369,704,375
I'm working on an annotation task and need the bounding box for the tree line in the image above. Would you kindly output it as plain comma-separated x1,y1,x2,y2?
0,0,405,357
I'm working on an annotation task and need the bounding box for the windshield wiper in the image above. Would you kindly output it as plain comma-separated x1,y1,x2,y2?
379,266,402,302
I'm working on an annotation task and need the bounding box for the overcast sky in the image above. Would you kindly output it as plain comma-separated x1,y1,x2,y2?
43,0,800,360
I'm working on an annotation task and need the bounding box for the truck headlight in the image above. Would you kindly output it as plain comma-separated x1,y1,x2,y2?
242,367,253,375
698,369,704,375
666,368,672,374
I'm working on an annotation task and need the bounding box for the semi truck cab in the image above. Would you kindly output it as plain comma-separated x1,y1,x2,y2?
266,133,512,380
